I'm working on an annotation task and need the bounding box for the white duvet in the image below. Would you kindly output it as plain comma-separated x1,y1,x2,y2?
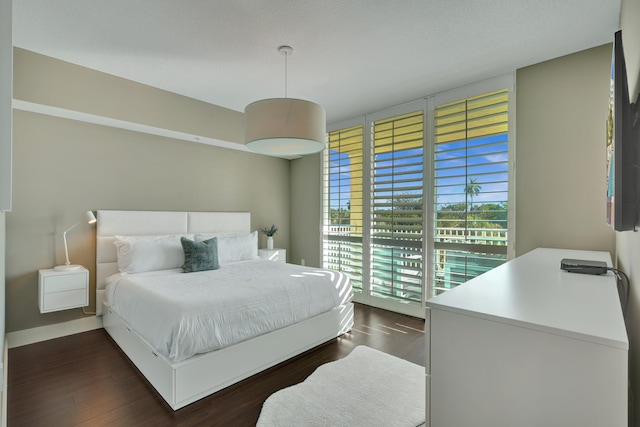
105,260,353,363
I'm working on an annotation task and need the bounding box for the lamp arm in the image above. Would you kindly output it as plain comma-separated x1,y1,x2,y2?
62,221,80,266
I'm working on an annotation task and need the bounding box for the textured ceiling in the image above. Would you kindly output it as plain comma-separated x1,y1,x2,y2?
13,0,621,123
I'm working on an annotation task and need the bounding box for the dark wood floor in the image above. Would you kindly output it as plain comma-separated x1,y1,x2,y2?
8,303,425,426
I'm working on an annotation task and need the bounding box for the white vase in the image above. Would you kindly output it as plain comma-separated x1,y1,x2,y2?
267,236,274,250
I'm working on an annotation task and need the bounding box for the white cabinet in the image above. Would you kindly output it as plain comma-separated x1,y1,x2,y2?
39,268,89,313
258,248,286,263
425,248,628,427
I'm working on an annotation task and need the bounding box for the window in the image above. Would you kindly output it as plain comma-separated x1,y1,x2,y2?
323,124,364,293
432,88,510,295
371,110,424,304
322,76,514,316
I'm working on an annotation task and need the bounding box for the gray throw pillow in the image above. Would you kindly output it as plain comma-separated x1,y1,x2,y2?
181,237,220,273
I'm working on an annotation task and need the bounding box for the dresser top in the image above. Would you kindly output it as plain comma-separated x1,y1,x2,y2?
426,248,628,349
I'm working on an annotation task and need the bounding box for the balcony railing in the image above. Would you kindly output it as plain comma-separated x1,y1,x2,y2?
326,225,507,244
434,227,507,245
324,225,508,300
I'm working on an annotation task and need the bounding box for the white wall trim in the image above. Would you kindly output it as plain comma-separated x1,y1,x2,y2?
12,99,257,155
6,316,103,349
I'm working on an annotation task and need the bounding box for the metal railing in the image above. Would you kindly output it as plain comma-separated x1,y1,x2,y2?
324,225,508,300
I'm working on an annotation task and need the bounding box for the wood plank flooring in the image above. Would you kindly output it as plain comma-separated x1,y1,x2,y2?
8,303,425,426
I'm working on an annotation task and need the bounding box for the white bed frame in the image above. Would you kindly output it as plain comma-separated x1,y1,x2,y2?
96,210,354,410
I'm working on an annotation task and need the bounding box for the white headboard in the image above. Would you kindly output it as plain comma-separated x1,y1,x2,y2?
95,210,251,315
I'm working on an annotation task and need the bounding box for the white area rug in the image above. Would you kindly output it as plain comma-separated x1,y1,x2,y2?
256,345,425,427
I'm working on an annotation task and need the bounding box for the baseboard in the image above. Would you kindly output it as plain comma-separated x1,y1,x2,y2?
7,316,103,349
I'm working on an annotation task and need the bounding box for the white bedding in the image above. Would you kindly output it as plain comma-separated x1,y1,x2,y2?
105,259,353,363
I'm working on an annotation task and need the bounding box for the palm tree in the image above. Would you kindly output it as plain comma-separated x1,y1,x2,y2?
464,178,481,211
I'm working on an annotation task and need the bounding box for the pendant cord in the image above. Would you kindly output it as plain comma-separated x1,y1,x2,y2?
278,45,293,98
284,51,288,98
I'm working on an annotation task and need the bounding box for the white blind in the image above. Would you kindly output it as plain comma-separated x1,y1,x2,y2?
323,125,364,292
433,88,509,295
370,110,424,304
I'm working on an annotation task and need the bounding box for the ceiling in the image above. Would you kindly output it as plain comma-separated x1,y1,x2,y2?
13,0,621,124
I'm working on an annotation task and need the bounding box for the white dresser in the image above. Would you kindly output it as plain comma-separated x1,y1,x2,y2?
425,248,628,427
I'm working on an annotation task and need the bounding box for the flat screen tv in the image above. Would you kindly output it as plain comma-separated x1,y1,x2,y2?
606,30,638,231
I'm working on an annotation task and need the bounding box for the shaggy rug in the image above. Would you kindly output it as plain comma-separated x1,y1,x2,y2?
256,345,425,427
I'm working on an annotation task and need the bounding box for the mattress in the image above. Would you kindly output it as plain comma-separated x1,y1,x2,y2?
105,259,353,362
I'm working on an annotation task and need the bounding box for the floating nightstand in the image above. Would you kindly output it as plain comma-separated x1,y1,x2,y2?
38,267,89,313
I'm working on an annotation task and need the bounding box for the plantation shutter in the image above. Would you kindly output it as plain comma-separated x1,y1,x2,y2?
322,125,364,292
433,88,509,295
370,110,424,304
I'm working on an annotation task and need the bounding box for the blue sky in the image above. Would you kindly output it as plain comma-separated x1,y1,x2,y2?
328,132,508,211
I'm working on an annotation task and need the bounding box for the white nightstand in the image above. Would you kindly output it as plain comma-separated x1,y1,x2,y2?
38,267,89,313
258,248,286,263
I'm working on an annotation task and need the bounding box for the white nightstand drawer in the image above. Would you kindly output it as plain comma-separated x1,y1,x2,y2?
41,273,86,293
42,289,88,312
258,248,286,263
39,268,89,313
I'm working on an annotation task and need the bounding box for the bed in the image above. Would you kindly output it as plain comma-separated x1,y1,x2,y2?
97,210,354,410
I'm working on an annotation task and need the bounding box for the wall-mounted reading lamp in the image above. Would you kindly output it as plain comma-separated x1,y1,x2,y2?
54,210,97,271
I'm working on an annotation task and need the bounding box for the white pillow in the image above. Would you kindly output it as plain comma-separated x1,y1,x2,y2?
194,232,239,242
216,231,259,265
114,234,194,273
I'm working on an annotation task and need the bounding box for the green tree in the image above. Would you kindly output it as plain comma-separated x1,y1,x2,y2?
435,202,466,228
330,207,350,225
464,178,481,211
471,202,508,228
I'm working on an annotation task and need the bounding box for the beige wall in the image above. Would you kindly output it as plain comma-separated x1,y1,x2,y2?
6,51,290,333
290,153,322,267
615,0,640,421
515,44,615,256
14,48,244,145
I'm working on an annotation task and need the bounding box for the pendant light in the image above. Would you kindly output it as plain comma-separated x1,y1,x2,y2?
244,46,326,156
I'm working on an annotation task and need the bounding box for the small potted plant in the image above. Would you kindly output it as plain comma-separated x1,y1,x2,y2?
260,224,278,250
